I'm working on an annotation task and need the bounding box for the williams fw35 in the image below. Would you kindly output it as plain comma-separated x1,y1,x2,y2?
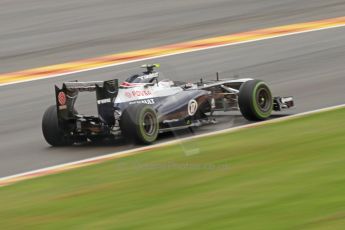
42,64,294,146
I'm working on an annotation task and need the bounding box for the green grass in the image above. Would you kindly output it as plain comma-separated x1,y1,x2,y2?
1,108,345,230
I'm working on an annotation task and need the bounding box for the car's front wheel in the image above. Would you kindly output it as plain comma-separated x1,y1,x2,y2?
238,80,273,121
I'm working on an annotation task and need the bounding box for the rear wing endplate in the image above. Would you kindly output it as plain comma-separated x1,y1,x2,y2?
55,79,118,124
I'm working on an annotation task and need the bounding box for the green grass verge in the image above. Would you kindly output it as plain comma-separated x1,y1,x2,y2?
1,108,345,230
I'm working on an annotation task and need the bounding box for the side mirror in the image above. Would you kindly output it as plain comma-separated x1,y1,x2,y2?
144,82,155,88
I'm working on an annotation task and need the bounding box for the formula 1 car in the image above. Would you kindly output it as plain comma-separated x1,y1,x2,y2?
42,64,294,146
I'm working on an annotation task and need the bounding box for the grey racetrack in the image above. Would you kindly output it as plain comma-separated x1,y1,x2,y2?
0,0,345,177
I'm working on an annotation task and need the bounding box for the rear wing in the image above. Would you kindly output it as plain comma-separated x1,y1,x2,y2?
55,79,118,124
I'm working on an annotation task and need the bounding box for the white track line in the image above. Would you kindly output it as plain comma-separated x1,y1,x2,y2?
1,103,344,185
1,24,345,87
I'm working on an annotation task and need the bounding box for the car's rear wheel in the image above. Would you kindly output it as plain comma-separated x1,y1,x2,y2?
238,80,273,121
42,105,72,146
120,104,159,144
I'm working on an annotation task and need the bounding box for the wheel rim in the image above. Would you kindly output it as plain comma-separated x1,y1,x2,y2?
142,112,156,136
256,87,271,112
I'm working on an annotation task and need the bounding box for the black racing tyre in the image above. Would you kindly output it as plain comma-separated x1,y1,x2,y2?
238,80,273,121
42,105,72,146
120,104,159,144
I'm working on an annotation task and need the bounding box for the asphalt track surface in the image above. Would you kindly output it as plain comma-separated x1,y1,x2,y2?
0,1,345,177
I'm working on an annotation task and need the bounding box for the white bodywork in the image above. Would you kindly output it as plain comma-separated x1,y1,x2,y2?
115,77,253,104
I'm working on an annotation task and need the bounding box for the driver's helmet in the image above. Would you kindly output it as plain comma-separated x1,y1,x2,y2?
121,64,160,87
125,72,159,84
